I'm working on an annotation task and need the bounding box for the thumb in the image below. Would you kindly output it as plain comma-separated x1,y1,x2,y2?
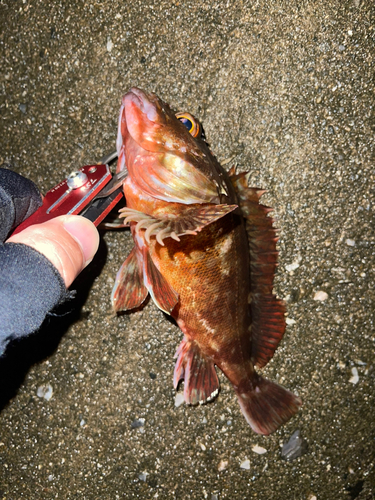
7,215,100,288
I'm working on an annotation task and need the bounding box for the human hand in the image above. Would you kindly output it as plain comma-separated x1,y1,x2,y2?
0,168,101,349
7,215,100,288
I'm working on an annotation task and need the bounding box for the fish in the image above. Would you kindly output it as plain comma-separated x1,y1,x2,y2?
111,87,301,435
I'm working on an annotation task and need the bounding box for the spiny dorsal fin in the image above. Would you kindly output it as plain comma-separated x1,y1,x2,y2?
118,203,238,246
230,171,286,368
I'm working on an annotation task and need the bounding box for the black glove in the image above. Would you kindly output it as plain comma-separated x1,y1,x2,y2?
0,167,43,242
0,167,67,356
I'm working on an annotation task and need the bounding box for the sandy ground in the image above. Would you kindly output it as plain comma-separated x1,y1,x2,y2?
0,0,374,498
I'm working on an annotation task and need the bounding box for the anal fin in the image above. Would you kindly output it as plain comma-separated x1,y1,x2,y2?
173,338,219,405
111,246,148,312
230,170,286,368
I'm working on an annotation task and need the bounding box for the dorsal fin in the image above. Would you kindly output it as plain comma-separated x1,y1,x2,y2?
231,172,286,368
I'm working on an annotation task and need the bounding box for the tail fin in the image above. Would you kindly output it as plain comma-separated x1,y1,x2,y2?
235,374,301,435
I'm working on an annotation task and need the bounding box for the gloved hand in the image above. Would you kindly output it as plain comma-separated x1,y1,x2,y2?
0,167,99,355
7,215,99,288
0,167,99,287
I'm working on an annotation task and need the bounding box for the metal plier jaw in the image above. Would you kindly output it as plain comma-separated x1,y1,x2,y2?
12,151,127,236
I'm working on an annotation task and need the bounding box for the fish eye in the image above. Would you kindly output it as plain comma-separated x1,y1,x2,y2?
176,112,201,138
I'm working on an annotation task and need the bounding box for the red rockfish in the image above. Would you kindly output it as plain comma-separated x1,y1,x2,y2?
112,88,301,434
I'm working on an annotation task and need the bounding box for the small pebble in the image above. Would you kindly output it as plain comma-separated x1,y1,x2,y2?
281,430,308,461
131,418,145,429
349,367,359,384
251,444,267,455
286,317,296,325
313,291,328,301
240,459,250,470
19,103,27,114
174,393,185,407
346,238,355,246
36,384,53,401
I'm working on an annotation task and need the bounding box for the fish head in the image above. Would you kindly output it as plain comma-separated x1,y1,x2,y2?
117,87,231,205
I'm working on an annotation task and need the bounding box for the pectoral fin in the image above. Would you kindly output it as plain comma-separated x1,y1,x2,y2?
111,243,178,315
142,247,179,314
111,247,148,312
119,203,237,246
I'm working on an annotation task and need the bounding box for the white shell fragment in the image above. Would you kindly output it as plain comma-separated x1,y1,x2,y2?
138,472,148,482
218,460,228,472
285,260,301,272
354,359,366,366
349,367,359,384
36,384,53,401
240,459,250,470
313,291,328,301
251,444,267,455
106,38,113,52
286,317,296,325
174,393,185,407
345,239,355,246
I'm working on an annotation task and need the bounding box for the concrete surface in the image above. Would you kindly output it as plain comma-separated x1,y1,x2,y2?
0,0,374,498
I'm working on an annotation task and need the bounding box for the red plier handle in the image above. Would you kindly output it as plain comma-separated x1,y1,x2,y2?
11,153,127,236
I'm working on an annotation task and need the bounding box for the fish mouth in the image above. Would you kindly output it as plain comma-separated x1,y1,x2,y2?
125,87,159,123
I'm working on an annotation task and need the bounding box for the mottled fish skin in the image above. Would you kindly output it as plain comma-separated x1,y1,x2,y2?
112,88,301,435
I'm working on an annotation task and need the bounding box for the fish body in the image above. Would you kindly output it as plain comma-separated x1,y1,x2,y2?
112,88,301,434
